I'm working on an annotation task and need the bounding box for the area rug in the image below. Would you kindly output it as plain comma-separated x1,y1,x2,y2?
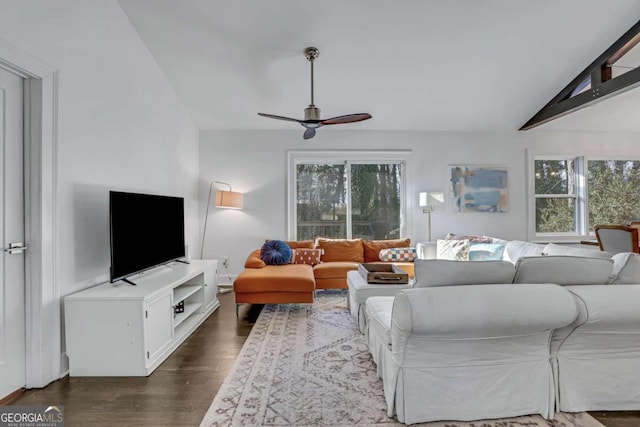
200,290,603,427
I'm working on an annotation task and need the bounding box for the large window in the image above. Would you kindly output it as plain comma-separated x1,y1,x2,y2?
533,156,640,239
289,152,408,241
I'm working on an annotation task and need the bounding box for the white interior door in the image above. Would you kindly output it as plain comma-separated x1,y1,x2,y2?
0,66,25,399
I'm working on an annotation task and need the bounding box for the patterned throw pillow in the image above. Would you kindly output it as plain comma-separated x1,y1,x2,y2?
445,233,493,243
379,247,417,262
436,239,470,261
291,248,323,266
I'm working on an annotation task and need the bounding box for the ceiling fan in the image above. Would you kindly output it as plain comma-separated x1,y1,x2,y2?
258,47,372,140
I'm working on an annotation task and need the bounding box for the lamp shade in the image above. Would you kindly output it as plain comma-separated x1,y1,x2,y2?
419,191,445,207
215,190,243,209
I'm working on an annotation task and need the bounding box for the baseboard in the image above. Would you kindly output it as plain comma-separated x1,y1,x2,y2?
0,388,24,405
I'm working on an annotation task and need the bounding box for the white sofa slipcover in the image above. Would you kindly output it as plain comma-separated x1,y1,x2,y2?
553,284,640,412
513,255,614,285
365,284,578,424
346,270,411,334
413,259,515,287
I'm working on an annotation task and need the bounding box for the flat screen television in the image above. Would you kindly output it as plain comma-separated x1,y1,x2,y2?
110,191,185,283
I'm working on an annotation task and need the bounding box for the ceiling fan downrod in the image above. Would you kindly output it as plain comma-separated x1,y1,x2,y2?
304,47,320,121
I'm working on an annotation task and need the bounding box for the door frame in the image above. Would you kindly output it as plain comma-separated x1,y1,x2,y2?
0,42,60,388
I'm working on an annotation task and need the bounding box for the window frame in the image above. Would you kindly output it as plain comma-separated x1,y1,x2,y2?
287,150,412,241
530,155,585,241
529,152,640,242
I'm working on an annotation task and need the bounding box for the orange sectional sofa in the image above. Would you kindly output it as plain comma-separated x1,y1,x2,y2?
233,238,414,309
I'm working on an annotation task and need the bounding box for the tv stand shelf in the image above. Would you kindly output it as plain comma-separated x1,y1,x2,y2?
64,260,219,376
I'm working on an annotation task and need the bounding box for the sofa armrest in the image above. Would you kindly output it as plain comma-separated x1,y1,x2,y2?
391,284,578,364
244,249,266,268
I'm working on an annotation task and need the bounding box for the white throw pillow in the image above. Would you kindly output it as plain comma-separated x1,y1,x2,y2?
513,256,614,285
414,259,515,287
611,252,640,284
436,239,470,261
543,243,611,258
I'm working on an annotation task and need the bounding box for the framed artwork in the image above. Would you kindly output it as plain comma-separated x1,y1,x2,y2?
449,165,508,213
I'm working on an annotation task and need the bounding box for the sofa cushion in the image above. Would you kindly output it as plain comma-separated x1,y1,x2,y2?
413,259,515,287
365,296,394,347
316,238,364,263
611,252,640,284
513,256,614,285
363,238,411,262
313,261,360,279
502,240,545,263
234,264,315,293
379,247,416,262
290,248,323,266
260,240,292,265
265,239,315,249
244,249,266,268
285,240,315,249
436,239,470,261
543,242,611,258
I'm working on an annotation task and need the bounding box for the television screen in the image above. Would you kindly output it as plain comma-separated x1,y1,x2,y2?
110,191,185,282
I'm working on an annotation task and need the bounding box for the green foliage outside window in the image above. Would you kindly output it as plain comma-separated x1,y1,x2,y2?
296,163,401,240
588,160,640,227
535,158,640,233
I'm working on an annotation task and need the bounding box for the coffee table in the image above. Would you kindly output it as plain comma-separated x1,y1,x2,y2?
346,270,412,334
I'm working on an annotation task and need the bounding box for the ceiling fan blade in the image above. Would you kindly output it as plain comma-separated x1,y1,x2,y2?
321,113,372,125
258,113,303,123
303,128,316,140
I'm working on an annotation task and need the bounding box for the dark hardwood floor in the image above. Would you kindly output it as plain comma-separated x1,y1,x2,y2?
6,291,640,426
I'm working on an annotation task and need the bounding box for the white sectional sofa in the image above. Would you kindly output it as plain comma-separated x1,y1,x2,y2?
358,245,640,424
366,284,578,424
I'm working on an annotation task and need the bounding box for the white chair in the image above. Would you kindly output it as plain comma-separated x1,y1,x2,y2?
595,225,639,255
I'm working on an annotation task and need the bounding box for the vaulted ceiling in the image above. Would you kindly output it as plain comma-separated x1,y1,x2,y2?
118,0,640,132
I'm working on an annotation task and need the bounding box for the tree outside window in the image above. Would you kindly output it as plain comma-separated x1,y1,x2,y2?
534,157,640,237
295,161,403,241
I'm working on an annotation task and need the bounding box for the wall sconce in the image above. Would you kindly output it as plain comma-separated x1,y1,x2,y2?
201,181,244,258
419,191,445,242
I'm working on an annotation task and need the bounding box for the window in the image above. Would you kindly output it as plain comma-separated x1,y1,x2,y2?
588,160,640,226
532,156,640,239
288,152,408,241
534,158,578,233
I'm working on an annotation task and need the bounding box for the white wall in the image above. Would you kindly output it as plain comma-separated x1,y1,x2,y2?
200,129,640,278
0,0,199,372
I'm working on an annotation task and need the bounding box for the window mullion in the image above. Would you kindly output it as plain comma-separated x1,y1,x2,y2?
345,160,352,239
576,156,587,236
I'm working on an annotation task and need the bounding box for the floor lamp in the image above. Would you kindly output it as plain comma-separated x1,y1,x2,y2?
200,180,243,259
419,191,445,242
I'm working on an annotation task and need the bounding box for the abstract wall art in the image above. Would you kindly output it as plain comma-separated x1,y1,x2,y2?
449,165,508,213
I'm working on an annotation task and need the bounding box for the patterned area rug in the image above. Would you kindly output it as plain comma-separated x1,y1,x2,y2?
200,291,603,427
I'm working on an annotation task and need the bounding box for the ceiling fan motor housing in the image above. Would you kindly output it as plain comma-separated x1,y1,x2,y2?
304,106,321,121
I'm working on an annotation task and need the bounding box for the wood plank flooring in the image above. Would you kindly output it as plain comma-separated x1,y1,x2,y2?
6,291,640,426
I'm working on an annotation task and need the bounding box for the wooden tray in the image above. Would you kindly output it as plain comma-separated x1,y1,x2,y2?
358,263,409,285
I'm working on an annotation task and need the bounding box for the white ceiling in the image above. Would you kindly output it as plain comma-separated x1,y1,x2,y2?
118,0,640,132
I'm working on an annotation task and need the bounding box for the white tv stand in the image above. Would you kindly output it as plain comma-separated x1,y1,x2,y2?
64,260,219,376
